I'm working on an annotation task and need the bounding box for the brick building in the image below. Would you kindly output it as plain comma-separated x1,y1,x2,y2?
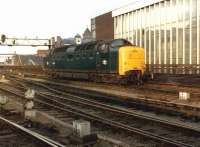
91,12,114,41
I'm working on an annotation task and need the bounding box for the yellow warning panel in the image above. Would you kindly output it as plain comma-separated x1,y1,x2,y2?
118,46,145,75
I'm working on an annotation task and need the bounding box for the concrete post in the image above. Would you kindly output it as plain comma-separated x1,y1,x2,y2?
0,95,8,111
70,120,97,146
24,89,36,120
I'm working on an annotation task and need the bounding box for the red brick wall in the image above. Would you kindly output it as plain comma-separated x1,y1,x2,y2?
95,12,114,41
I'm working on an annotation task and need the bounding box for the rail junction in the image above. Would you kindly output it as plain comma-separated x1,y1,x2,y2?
0,69,199,147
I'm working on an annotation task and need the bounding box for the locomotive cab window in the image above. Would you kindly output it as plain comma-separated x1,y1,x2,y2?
99,43,109,53
110,39,132,48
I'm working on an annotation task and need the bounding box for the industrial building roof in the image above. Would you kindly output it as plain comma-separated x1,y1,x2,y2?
112,0,164,17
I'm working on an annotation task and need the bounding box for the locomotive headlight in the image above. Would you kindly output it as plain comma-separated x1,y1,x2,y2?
52,62,55,65
46,61,49,65
102,60,107,65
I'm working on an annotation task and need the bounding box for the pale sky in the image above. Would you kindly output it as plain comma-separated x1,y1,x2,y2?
0,0,136,55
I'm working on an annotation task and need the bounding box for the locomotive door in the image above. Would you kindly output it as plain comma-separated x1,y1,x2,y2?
95,51,101,72
96,43,109,73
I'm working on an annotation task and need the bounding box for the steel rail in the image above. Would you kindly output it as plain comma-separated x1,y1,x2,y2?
14,77,200,133
0,116,65,147
34,95,193,147
0,85,194,147
40,91,200,133
21,77,200,118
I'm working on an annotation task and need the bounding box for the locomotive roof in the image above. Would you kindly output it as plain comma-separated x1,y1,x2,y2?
75,39,132,47
50,39,132,54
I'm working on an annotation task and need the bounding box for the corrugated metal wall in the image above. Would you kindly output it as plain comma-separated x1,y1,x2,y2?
114,0,200,74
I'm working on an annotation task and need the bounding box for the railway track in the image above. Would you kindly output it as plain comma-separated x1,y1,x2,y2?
0,84,158,147
139,82,200,98
14,76,200,119
1,76,200,146
16,72,200,93
151,74,200,88
0,110,65,147
9,73,200,103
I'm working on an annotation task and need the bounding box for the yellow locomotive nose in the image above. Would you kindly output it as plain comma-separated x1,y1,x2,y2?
118,46,145,76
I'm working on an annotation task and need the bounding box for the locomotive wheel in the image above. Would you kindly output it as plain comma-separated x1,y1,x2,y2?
93,75,101,83
119,77,128,85
135,71,143,86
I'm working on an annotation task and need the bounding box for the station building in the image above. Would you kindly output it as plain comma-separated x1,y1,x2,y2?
112,0,200,74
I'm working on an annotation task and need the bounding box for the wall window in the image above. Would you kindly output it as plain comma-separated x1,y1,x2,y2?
133,11,136,45
145,7,150,64
160,2,165,65
199,0,200,65
192,0,197,64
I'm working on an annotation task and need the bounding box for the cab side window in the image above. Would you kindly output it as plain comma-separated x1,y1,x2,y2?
99,43,109,53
